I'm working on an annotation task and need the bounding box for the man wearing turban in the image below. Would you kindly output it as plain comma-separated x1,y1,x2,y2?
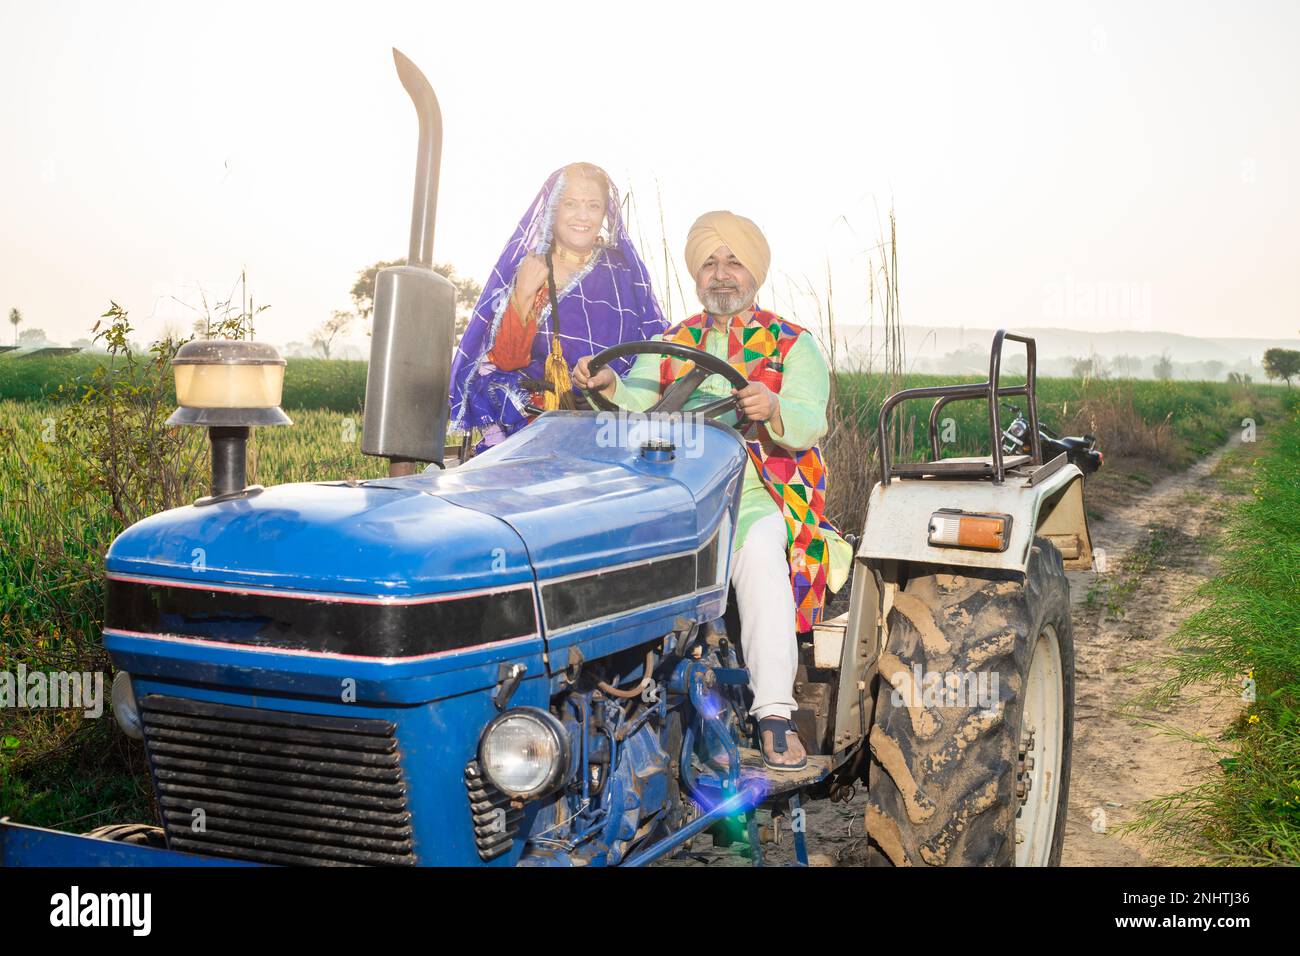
575,211,852,772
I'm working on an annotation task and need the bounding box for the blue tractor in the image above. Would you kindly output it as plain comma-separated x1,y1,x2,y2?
0,52,1094,868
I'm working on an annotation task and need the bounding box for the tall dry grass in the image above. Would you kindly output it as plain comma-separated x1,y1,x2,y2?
819,211,906,539
1062,387,1179,464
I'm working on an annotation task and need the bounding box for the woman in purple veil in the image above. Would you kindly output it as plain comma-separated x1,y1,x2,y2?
448,163,666,451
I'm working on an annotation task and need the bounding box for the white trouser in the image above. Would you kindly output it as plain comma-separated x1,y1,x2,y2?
729,510,798,721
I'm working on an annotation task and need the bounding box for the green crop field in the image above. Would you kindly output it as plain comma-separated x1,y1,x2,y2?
0,353,370,412
0,353,1274,451
0,400,387,631
839,372,1265,463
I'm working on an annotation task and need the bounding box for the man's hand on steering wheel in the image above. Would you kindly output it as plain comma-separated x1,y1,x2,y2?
576,340,761,431
732,381,780,428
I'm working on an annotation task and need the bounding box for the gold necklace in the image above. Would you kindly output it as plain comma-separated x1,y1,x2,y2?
551,243,593,267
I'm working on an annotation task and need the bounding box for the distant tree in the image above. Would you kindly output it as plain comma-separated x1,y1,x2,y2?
1200,359,1225,382
1110,354,1142,378
1071,352,1109,382
349,259,404,320
17,327,49,348
70,337,94,350
1262,348,1300,387
942,344,987,374
1153,350,1174,381
350,259,483,338
310,310,354,359
7,307,20,346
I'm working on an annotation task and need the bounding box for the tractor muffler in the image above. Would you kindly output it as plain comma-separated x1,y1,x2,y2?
361,48,456,475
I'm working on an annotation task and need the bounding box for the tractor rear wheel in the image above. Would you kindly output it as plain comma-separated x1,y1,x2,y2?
864,537,1074,866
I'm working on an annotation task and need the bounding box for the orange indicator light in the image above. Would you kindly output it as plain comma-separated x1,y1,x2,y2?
928,510,1013,552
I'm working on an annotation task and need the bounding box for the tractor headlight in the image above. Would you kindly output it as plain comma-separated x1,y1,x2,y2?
111,671,143,741
478,707,569,799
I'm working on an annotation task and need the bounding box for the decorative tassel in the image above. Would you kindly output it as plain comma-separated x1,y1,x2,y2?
541,244,577,411
542,333,575,411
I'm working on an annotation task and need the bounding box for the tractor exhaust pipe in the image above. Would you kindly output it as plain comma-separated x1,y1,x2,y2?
361,49,456,475
396,47,440,269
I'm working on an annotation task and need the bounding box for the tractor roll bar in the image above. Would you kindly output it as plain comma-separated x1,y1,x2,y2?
876,329,1042,485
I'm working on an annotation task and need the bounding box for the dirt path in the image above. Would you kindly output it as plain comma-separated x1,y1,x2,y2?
661,440,1249,867
1059,440,1245,865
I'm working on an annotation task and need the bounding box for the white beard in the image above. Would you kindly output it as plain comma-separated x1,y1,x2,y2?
700,288,753,317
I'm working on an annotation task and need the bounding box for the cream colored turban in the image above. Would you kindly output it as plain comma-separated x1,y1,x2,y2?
684,210,771,289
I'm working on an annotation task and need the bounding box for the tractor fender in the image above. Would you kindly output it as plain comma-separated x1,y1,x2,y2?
856,461,1093,575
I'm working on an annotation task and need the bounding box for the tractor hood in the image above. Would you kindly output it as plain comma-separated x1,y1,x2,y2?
104,414,745,656
105,479,534,597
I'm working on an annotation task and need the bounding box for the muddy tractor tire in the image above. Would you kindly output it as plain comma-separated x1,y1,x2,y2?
864,537,1074,866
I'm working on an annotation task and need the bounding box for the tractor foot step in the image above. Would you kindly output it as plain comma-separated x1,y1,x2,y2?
736,747,832,795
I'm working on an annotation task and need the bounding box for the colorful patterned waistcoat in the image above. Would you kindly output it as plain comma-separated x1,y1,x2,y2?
659,308,838,632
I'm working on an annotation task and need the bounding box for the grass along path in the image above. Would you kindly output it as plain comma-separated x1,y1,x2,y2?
1120,399,1300,864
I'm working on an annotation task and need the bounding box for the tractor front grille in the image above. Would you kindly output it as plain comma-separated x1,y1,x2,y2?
464,759,523,861
139,695,416,866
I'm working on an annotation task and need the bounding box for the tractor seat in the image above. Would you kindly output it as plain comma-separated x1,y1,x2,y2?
890,454,1031,480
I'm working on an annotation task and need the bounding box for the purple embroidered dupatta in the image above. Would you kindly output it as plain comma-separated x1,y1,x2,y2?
448,166,666,445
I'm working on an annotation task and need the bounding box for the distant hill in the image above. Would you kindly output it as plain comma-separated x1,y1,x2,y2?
824,324,1299,380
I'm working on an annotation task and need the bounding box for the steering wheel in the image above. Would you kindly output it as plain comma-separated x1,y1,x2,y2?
584,341,753,429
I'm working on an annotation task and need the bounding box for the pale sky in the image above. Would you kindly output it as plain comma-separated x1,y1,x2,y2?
1,0,1297,351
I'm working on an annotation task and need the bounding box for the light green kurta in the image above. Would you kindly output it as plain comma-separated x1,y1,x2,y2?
610,313,853,594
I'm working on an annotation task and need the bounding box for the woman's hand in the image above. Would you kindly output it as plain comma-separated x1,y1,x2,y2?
573,355,617,398
512,255,548,316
